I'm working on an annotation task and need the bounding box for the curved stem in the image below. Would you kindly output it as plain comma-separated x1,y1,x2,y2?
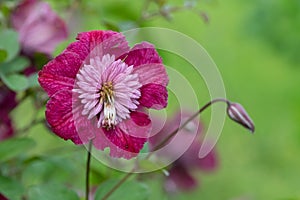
101,98,230,200
102,171,134,200
86,141,92,200
150,98,229,154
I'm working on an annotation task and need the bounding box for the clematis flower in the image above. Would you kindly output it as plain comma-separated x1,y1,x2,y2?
149,111,218,192
38,30,169,159
11,0,68,56
0,86,17,140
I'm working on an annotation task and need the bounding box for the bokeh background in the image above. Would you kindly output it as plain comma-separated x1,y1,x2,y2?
1,0,300,199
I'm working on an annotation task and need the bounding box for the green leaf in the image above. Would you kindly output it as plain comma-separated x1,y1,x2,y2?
22,156,79,187
0,29,20,62
0,49,8,62
0,175,24,200
27,184,79,200
22,158,59,186
0,56,30,74
27,72,39,87
0,73,29,91
10,97,36,130
95,179,150,200
0,138,36,162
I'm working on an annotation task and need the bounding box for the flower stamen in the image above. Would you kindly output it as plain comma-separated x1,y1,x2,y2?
100,81,116,129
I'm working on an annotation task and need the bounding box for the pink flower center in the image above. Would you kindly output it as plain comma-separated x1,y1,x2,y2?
73,54,142,129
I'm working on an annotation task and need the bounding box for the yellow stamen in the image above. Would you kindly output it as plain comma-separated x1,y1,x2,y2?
99,82,116,129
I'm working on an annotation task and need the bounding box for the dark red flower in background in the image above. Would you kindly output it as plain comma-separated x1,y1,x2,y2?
149,111,218,192
11,0,68,56
0,86,17,140
0,193,9,200
38,30,168,159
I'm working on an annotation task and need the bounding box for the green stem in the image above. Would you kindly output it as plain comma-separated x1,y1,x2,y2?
86,141,92,200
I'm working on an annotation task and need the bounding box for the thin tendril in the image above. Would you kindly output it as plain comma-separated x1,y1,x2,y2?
149,98,229,154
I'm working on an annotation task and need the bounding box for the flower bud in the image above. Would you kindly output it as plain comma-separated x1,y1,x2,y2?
227,103,255,133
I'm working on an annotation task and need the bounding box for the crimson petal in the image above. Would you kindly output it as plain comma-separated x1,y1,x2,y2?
123,42,162,67
94,112,151,159
75,31,130,59
133,63,168,86
38,51,83,96
130,111,151,127
46,90,93,144
139,83,168,110
102,126,147,158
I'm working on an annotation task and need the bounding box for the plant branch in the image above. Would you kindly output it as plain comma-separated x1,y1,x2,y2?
150,98,229,154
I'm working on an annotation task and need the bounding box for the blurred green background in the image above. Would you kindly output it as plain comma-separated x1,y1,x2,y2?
3,0,300,199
